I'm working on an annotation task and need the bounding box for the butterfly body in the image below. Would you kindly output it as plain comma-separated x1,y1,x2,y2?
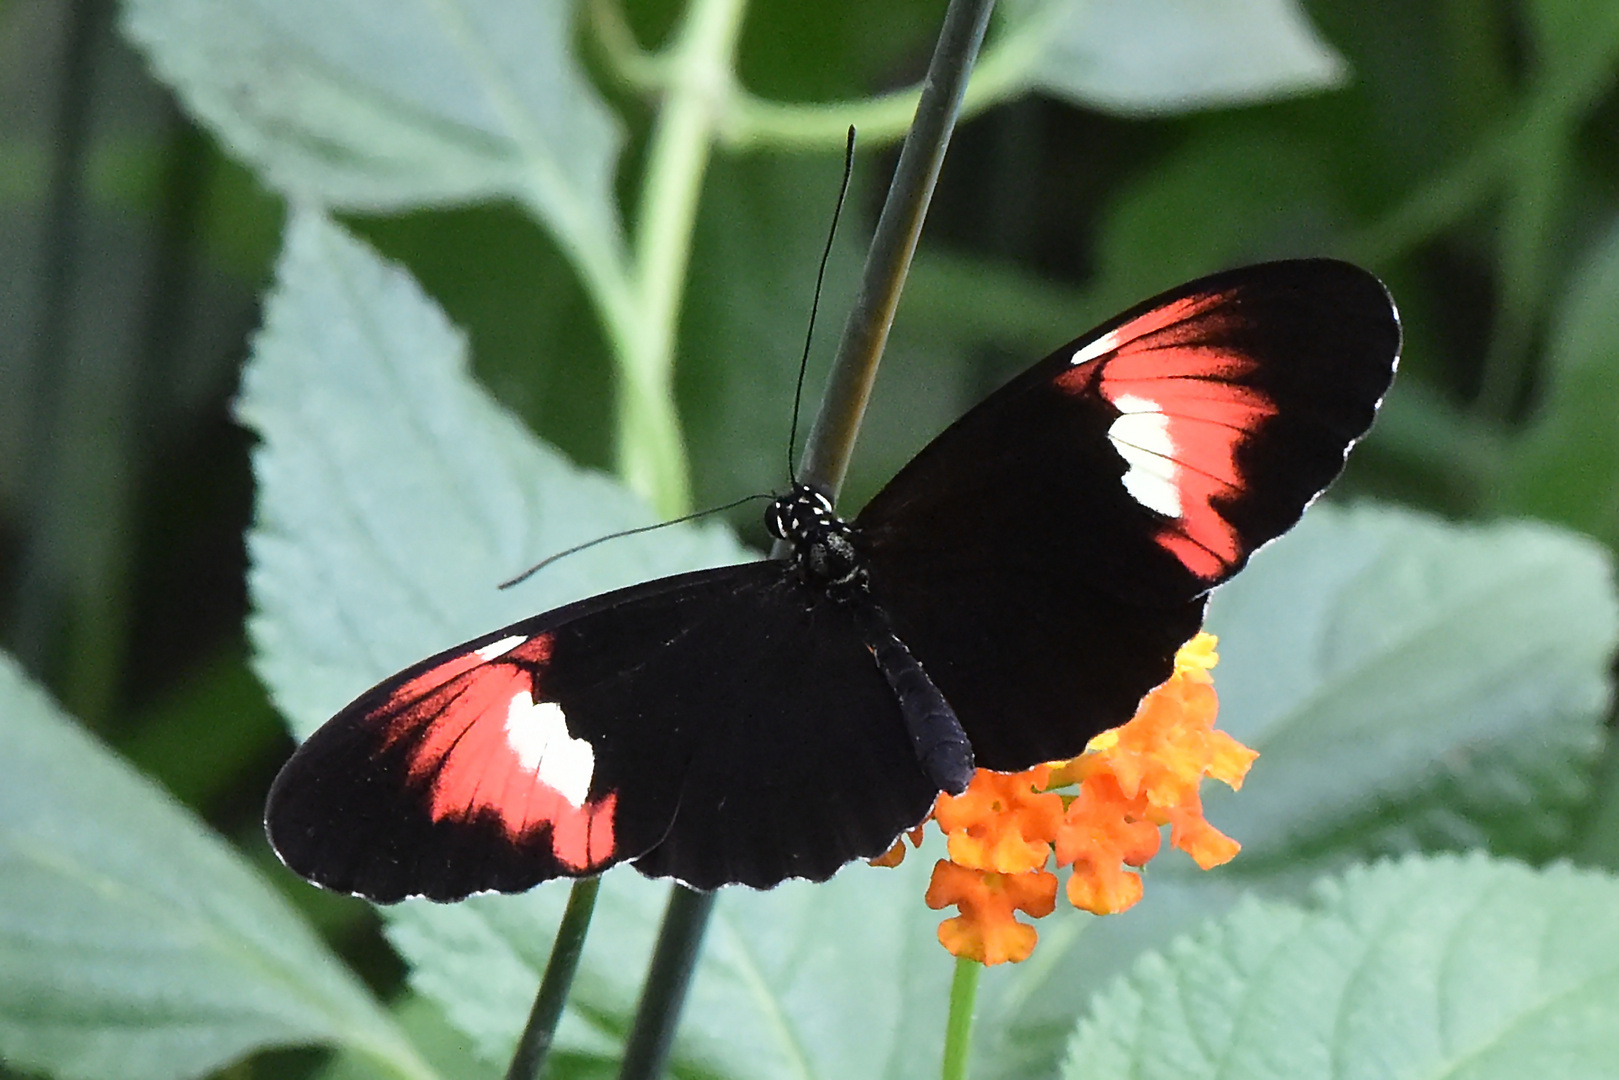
266,260,1400,901
768,482,866,595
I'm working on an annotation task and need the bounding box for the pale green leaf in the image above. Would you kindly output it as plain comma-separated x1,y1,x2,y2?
386,836,956,1079
316,994,498,1080
1022,0,1347,116
240,208,746,740
1064,855,1619,1079
0,653,433,1080
1204,503,1616,869
971,876,1245,1080
978,505,1618,1079
120,0,623,262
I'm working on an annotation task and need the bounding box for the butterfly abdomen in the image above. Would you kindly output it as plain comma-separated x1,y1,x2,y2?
862,615,974,795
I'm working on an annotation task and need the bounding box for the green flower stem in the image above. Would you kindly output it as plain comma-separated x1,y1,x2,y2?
610,1,995,1075
590,0,1050,153
616,886,716,1080
723,6,1042,152
942,957,982,1080
503,877,602,1080
586,0,664,90
611,0,748,517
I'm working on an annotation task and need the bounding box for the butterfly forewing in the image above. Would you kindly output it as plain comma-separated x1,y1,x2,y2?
1062,260,1400,588
856,260,1398,770
266,563,939,900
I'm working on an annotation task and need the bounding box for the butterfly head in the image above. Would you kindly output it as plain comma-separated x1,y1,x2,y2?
768,483,867,594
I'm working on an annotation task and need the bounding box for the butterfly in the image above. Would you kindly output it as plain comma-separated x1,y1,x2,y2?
265,259,1400,901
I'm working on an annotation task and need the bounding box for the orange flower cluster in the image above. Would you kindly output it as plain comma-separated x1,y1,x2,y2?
877,633,1257,965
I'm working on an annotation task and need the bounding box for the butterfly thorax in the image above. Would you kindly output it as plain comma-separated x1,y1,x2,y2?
767,483,868,597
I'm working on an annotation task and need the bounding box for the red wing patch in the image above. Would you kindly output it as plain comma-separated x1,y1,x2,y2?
1056,289,1278,582
376,632,617,871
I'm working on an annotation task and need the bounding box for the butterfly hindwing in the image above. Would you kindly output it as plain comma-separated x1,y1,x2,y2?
856,260,1399,769
626,573,945,889
265,563,940,900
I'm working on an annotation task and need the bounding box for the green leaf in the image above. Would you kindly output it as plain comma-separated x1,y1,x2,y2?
958,502,1619,1080
316,994,499,1080
386,838,957,1079
240,208,747,741
394,484,1619,1076
1063,855,1619,1079
356,205,618,473
1498,217,1619,548
119,0,624,264
0,653,433,1080
1203,503,1616,870
971,876,1246,1080
1022,0,1347,116
974,506,1617,1079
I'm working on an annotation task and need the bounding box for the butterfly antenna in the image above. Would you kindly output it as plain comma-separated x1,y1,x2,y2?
786,126,859,485
498,493,774,590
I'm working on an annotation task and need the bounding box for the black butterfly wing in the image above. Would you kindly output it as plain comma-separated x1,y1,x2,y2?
266,563,939,900
855,260,1400,770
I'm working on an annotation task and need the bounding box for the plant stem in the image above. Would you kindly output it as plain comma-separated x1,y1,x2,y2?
609,1,996,1075
502,3,748,1068
724,5,1043,152
942,957,981,1080
614,0,748,517
616,886,716,1080
586,0,664,89
504,878,602,1080
798,0,998,496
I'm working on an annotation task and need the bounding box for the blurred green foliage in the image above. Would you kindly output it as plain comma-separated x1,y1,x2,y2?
6,0,1619,1077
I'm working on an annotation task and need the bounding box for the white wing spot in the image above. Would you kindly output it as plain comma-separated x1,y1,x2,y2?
504,693,595,808
476,635,527,661
1071,328,1120,366
1108,394,1181,518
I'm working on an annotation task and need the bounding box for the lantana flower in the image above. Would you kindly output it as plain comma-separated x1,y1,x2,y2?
877,632,1256,965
